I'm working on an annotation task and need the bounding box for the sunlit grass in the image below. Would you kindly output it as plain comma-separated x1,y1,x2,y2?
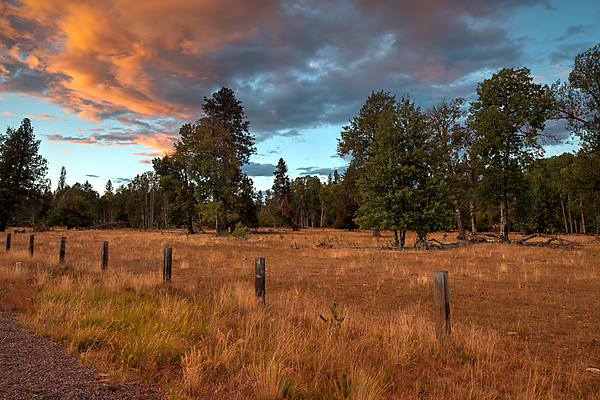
0,228,599,398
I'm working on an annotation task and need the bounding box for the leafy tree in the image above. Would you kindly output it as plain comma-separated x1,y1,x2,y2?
337,91,396,232
356,95,451,247
338,90,396,169
427,98,472,238
470,67,553,242
552,42,600,152
0,118,48,231
47,181,98,229
153,153,196,233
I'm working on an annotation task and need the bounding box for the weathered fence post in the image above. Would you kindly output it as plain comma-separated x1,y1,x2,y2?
29,234,34,256
255,257,265,303
59,237,66,264
163,248,172,285
16,262,22,273
101,241,109,271
433,271,451,341
6,233,11,252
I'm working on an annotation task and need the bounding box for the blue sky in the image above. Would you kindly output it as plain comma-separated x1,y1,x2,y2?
0,0,598,193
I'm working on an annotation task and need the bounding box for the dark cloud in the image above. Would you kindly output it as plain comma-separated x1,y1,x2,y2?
242,162,277,177
85,174,100,178
0,0,580,151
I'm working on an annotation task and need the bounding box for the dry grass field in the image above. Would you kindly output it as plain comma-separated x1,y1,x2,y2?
0,228,599,399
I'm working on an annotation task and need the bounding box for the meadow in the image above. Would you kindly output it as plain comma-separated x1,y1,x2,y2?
0,228,599,399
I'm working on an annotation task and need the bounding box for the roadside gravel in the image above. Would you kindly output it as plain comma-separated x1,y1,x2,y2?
0,309,166,400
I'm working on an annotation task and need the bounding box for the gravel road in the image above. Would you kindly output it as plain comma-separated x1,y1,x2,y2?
0,309,166,400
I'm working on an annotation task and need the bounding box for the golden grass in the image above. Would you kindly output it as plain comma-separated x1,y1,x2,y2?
1,228,599,399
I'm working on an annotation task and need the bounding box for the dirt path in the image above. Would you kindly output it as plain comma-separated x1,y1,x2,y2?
0,309,166,400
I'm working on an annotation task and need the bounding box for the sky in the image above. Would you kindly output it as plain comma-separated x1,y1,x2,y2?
0,0,599,193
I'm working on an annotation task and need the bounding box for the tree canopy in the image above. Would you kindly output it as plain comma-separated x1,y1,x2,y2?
0,118,48,231
470,67,554,241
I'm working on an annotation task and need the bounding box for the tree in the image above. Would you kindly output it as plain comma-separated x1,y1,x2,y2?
356,95,451,247
338,90,396,233
47,181,98,229
552,42,600,152
57,166,67,193
153,153,196,233
471,67,554,242
271,158,293,227
155,87,256,235
0,118,48,231
338,90,396,169
427,98,472,238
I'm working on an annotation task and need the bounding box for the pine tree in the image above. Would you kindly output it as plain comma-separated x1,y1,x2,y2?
0,118,48,231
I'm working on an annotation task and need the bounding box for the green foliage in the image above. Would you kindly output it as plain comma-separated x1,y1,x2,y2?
470,67,553,240
355,95,452,246
232,221,247,238
553,42,600,152
319,302,345,329
161,87,256,235
0,118,48,231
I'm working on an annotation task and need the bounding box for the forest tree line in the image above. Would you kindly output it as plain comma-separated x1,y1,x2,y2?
0,43,598,246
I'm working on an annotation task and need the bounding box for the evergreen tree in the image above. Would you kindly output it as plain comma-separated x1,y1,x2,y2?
470,68,553,242
271,158,293,227
0,118,48,231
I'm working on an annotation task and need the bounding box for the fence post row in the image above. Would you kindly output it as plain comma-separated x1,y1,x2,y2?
29,234,34,256
255,257,265,303
6,233,11,252
59,237,66,263
101,241,109,271
433,271,451,341
163,248,172,285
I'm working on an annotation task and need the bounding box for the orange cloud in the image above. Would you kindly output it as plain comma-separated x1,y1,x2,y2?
5,0,277,126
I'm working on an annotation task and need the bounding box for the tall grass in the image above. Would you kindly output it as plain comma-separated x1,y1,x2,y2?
0,228,599,398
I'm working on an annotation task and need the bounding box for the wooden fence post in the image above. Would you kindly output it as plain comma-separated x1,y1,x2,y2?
101,241,109,271
6,233,11,252
163,248,172,285
255,257,265,303
59,237,66,263
29,234,34,256
433,271,451,341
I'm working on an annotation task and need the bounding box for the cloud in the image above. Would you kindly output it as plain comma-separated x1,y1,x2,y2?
242,161,277,177
296,165,348,177
2,111,16,116
0,0,557,150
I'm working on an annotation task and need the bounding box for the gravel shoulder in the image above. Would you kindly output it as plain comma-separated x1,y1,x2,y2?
0,308,166,400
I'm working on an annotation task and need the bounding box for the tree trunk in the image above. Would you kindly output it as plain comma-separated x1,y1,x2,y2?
454,199,466,239
470,198,477,235
186,212,194,234
560,197,568,234
500,199,509,242
393,230,399,247
320,199,324,228
580,201,586,235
